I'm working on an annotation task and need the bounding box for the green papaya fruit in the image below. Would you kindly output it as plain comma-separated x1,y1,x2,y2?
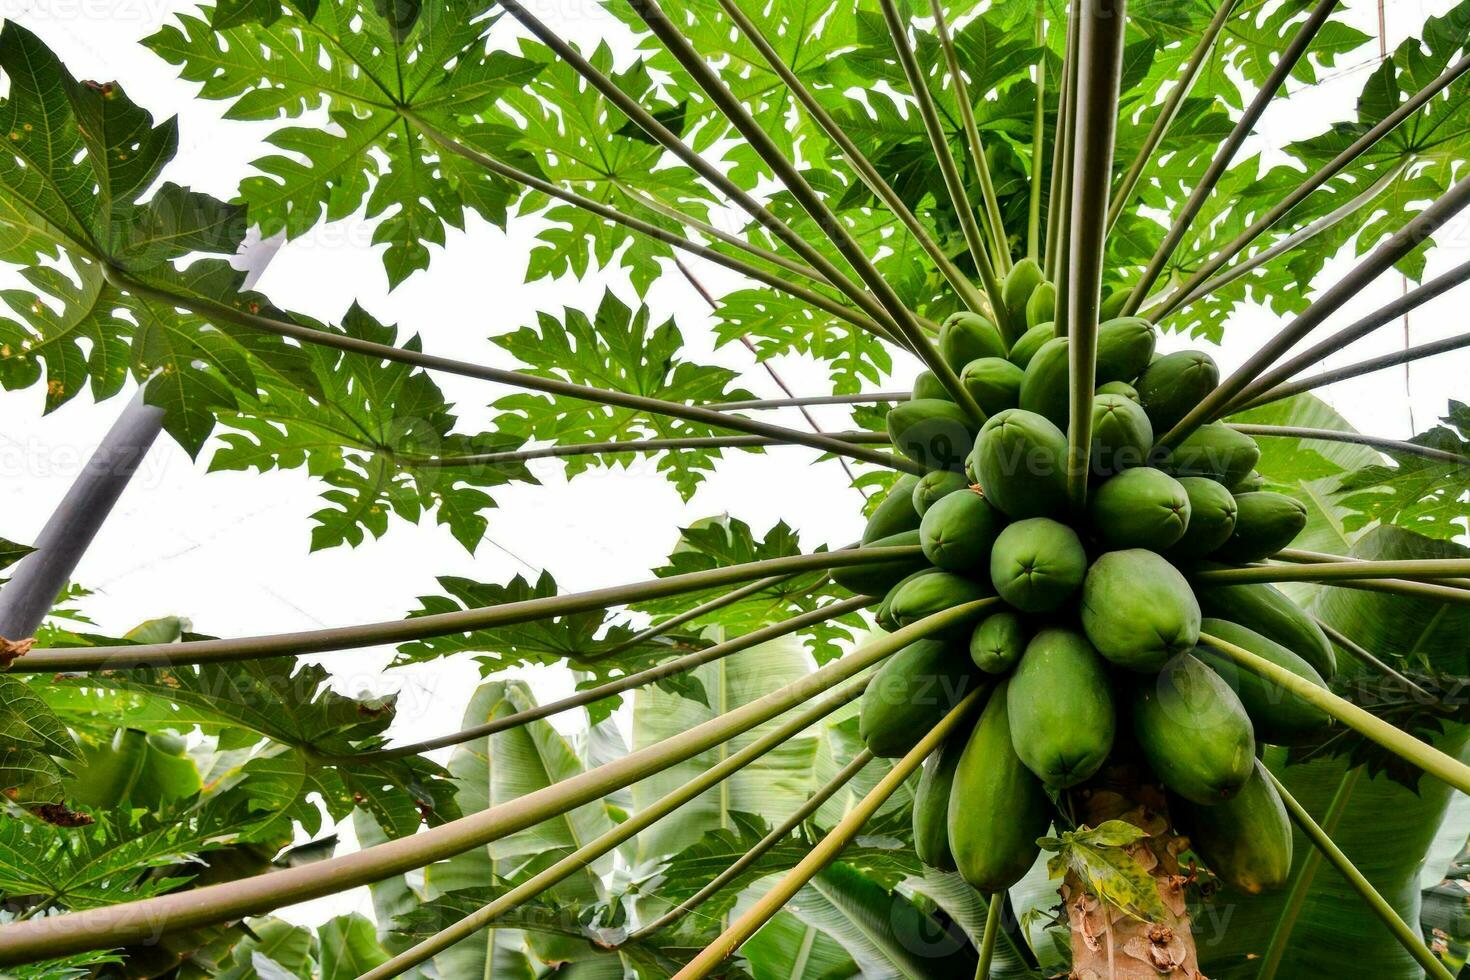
1002,258,1045,345
1096,379,1140,403
1176,760,1292,894
990,517,1087,613
830,530,929,596
1169,477,1238,558
1089,393,1154,475
876,567,946,630
970,610,1028,673
1088,467,1191,551
1095,317,1157,385
862,474,922,544
960,357,1025,416
887,399,978,472
859,639,982,757
889,571,994,639
1162,422,1261,485
1007,628,1115,787
948,680,1052,891
1026,281,1056,329
913,470,971,515
939,312,1007,370
1212,491,1307,562
1230,472,1267,495
914,734,966,870
913,370,952,402
920,488,1003,572
1196,580,1335,678
1082,549,1201,671
1099,287,1130,321
1131,653,1255,804
1017,335,1070,428
1008,323,1055,369
1137,350,1219,432
1195,618,1330,744
972,409,1069,519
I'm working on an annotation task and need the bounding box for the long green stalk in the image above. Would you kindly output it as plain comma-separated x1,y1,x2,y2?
1273,549,1470,589
1255,767,1363,980
1201,632,1470,793
1226,255,1470,411
417,432,890,469
1265,769,1457,980
361,674,874,979
711,0,990,314
0,600,994,964
106,268,924,476
600,574,814,657
628,749,875,940
1229,424,1470,467
1196,559,1470,585
1064,0,1128,509
876,0,1007,320
931,0,1011,273
9,549,917,672
675,686,989,978
1044,3,1078,281
627,0,990,423
1106,0,1239,233
1326,578,1470,606
1027,0,1046,263
339,596,873,762
1158,174,1470,449
497,0,913,347
1316,619,1434,700
712,392,910,411
1160,52,1470,307
975,895,1004,979
1123,0,1341,316
1238,329,1470,409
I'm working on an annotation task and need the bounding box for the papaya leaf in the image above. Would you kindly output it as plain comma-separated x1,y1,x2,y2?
317,913,392,980
1039,820,1169,923
0,676,78,805
1335,401,1470,541
0,537,31,577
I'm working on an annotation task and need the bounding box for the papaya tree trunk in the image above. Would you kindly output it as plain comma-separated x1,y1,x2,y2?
1064,766,1205,979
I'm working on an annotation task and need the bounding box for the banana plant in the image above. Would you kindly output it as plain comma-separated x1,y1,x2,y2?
0,0,1469,977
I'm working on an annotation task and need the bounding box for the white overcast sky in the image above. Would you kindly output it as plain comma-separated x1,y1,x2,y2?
0,0,1466,925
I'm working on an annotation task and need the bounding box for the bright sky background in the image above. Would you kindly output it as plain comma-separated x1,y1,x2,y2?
0,0,1465,927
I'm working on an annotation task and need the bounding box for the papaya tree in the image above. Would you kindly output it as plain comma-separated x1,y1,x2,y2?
1,0,1469,977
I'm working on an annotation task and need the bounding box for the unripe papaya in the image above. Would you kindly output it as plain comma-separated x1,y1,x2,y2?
1082,549,1201,671
960,357,1025,416
971,409,1069,519
1162,422,1261,485
1212,491,1307,562
939,312,1006,370
1096,379,1140,403
970,610,1028,673
876,567,945,631
1137,350,1219,432
1131,653,1256,804
1017,335,1070,428
888,571,994,639
1008,323,1054,369
1228,470,1267,494
1096,317,1157,385
1088,467,1191,551
1196,581,1336,679
920,488,1003,572
913,469,971,515
1195,618,1330,744
1170,477,1238,558
912,370,952,402
859,638,982,757
1026,281,1056,329
887,399,977,472
990,518,1086,613
1100,287,1130,321
1002,258,1046,346
1176,760,1292,894
1089,394,1153,476
830,530,929,596
913,734,965,870
1007,628,1115,787
948,680,1052,892
862,474,922,544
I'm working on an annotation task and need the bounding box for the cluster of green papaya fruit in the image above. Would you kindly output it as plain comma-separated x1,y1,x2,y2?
843,259,1336,899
